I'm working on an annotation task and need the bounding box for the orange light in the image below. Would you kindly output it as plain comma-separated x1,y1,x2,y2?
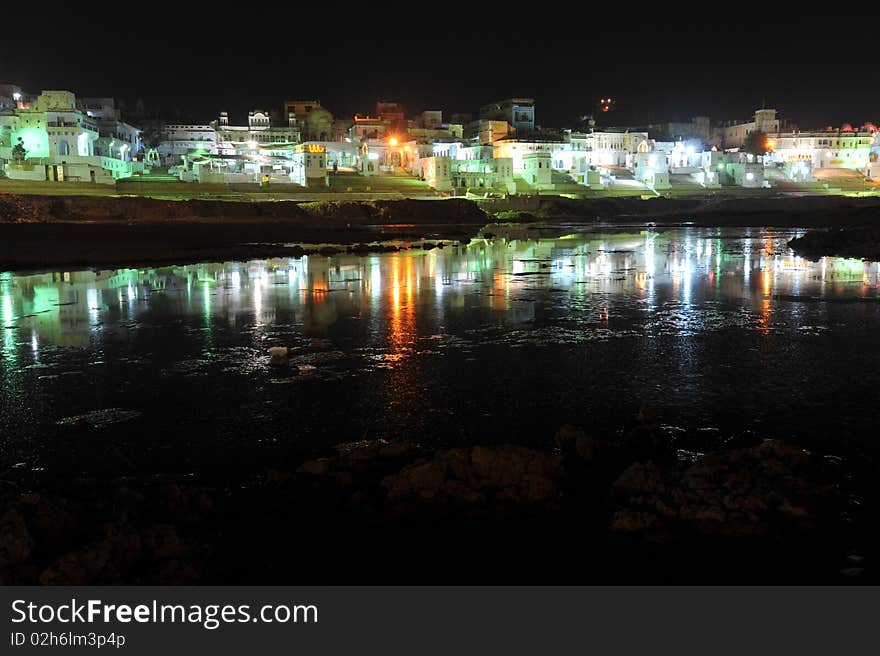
389,137,398,146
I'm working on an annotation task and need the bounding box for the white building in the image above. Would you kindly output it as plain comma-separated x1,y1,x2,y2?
868,133,880,180
213,110,300,155
521,152,552,189
769,129,874,171
420,156,452,191
630,152,670,188
290,143,329,187
1,90,137,183
493,138,566,173
450,157,515,195
588,131,651,167
157,124,216,163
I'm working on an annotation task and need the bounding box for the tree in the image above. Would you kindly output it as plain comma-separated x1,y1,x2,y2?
11,138,27,163
140,121,166,151
743,130,771,156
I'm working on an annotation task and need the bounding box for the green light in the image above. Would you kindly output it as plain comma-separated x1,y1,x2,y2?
13,127,49,159
2,292,13,327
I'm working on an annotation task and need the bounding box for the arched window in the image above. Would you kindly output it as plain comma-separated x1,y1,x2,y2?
57,140,70,156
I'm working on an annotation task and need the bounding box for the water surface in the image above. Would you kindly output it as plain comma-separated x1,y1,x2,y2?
2,226,879,481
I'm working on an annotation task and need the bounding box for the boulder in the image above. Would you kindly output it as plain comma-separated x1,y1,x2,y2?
0,509,34,565
40,524,142,585
611,440,841,540
382,446,562,511
267,346,291,366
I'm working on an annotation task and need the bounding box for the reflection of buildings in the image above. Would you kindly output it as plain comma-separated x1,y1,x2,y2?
2,238,877,369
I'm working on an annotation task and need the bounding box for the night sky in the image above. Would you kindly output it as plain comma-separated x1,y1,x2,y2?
1,12,876,130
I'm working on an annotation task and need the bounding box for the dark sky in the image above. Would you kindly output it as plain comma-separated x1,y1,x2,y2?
1,10,876,130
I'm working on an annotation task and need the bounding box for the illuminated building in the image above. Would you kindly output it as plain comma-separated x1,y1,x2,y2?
376,101,405,124
419,156,452,191
418,110,443,130
868,133,880,180
656,140,704,170
588,130,651,167
493,136,565,173
79,97,141,162
283,99,322,123
719,108,780,149
521,152,552,189
157,123,216,164
0,90,138,183
631,151,671,189
480,98,535,132
718,152,765,188
212,110,300,155
464,119,513,145
768,128,875,170
350,115,387,141
289,143,329,187
450,156,515,195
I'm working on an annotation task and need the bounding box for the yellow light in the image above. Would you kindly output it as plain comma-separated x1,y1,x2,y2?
403,145,410,152
389,137,398,146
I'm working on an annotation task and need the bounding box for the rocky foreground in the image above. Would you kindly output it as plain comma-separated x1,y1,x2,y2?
0,418,871,585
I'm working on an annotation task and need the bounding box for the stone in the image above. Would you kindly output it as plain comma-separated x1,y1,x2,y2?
0,509,34,566
611,440,840,540
382,446,562,510
267,346,291,366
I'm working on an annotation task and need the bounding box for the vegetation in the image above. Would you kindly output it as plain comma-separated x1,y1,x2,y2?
11,138,27,163
743,130,770,156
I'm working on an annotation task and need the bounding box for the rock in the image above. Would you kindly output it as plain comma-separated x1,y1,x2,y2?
611,440,841,540
0,509,34,565
17,494,76,555
296,439,423,481
141,525,184,560
157,484,214,527
555,424,608,461
40,524,142,585
382,446,562,511
267,346,291,366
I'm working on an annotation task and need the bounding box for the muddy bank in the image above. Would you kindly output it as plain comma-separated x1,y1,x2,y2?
0,193,488,270
0,193,488,225
0,419,872,585
2,191,880,270
788,226,880,260
0,221,473,272
483,194,880,227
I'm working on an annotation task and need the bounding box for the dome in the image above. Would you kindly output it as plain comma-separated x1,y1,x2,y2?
304,107,334,141
305,107,333,127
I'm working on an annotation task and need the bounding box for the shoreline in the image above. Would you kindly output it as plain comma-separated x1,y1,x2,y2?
2,192,880,271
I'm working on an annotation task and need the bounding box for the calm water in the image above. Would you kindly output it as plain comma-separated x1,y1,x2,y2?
2,226,879,481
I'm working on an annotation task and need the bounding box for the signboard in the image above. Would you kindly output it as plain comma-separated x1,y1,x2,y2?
295,143,327,154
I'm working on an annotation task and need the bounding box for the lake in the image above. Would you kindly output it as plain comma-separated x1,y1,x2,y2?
2,226,879,485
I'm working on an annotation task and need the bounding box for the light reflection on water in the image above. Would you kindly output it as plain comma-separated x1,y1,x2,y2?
1,226,880,470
